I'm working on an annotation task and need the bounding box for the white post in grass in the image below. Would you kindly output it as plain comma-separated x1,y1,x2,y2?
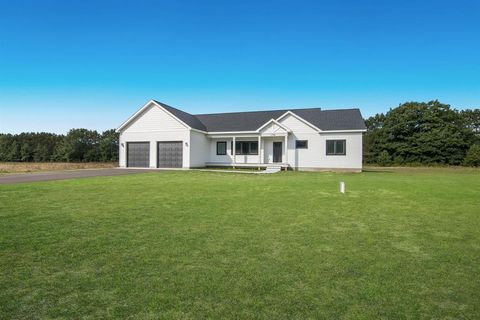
258,135,261,164
340,181,345,193
232,136,236,165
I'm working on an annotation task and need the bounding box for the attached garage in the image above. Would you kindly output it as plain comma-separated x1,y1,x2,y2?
158,141,183,168
126,142,150,167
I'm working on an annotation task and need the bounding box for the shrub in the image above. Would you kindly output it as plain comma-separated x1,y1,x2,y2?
463,144,480,167
393,155,405,165
377,150,392,166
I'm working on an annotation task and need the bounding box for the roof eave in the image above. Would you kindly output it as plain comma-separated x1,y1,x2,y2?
117,100,193,133
321,129,367,133
256,118,292,133
276,111,322,132
116,99,157,132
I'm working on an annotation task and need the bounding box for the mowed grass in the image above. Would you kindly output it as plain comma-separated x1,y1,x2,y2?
0,169,479,319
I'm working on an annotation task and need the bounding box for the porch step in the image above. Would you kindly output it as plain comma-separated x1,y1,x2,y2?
264,166,282,174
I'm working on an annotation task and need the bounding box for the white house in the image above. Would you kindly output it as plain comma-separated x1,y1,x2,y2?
117,100,366,171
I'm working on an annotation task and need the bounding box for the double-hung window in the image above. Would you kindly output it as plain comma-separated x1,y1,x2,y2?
235,141,258,155
326,140,346,155
295,140,308,149
216,141,227,155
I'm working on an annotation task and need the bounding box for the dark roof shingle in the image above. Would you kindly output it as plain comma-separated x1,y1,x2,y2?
294,108,367,131
155,100,366,132
154,100,207,131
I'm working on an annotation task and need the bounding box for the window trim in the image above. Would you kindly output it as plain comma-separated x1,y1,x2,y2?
216,141,227,155
326,139,346,156
235,141,259,155
295,140,308,149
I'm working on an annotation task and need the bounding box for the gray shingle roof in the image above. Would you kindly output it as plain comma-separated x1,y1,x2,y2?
154,100,207,131
154,100,366,132
294,108,367,131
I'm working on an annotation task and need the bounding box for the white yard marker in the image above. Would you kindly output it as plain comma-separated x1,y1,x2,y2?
340,181,346,193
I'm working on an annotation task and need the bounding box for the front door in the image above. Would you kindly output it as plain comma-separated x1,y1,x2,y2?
273,141,282,163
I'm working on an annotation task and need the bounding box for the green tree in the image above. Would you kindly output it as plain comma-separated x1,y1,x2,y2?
33,144,50,162
0,130,116,163
0,134,14,161
366,101,474,165
460,109,480,134
52,139,67,161
63,129,100,162
20,142,32,161
98,129,119,162
463,144,480,167
8,140,20,161
365,113,386,131
363,113,387,163
376,150,392,166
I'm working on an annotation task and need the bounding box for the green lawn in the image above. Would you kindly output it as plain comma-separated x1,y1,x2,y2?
1,169,479,319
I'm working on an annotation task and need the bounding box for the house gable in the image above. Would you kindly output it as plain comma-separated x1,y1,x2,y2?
258,119,290,136
278,113,319,134
120,102,189,133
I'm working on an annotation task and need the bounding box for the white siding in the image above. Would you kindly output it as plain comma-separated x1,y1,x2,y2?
122,104,186,133
232,154,260,164
316,132,363,169
278,114,318,134
280,114,363,170
119,131,190,168
263,138,286,163
190,131,209,167
284,132,362,170
119,104,191,168
286,131,321,169
209,138,234,163
259,121,287,135
207,137,262,164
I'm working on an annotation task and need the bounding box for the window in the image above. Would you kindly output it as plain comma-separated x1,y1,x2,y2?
216,141,227,155
250,141,258,154
295,140,308,149
235,141,258,155
326,140,346,155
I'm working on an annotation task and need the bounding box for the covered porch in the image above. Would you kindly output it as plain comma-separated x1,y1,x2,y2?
204,162,289,169
205,129,290,169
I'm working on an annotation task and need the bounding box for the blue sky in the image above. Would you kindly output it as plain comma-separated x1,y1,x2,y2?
1,0,479,134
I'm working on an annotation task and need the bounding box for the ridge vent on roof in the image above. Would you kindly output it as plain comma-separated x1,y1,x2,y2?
194,107,321,116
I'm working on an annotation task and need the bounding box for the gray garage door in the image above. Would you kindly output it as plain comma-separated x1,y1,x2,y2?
127,142,150,167
158,141,183,168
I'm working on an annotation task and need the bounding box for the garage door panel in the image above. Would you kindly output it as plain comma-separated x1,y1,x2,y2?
158,141,183,168
127,142,150,168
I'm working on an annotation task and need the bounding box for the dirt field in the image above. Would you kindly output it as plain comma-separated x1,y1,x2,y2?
0,162,117,174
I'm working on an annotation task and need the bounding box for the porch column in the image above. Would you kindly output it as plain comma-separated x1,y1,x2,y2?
258,136,261,164
232,136,236,164
284,134,288,164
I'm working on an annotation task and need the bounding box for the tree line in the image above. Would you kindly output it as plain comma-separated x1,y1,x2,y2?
0,129,119,162
0,101,479,166
364,101,480,166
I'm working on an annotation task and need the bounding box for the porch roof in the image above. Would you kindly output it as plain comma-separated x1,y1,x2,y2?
206,132,288,138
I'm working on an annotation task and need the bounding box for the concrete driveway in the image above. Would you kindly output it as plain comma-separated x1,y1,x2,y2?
0,168,151,184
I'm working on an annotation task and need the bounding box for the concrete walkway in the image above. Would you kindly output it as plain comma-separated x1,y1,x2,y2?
0,168,151,184
193,169,261,174
192,168,281,174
